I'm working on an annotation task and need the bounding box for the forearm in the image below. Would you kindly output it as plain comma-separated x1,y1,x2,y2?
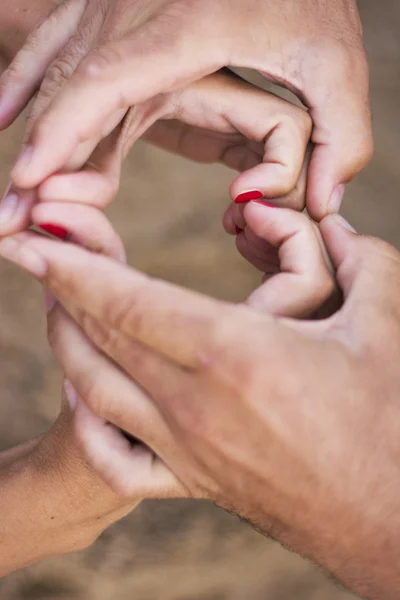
0,436,89,576
0,424,139,577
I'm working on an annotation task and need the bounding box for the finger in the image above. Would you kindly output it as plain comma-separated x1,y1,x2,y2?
52,380,140,520
0,100,125,237
52,312,183,500
32,202,126,262
0,0,86,129
73,398,184,499
144,73,311,206
320,215,400,315
0,186,35,236
0,233,233,368
305,56,374,221
37,117,127,208
223,143,311,239
20,0,126,171
10,22,223,189
49,304,186,499
222,204,237,235
236,230,279,274
244,202,335,318
48,303,170,455
229,114,311,204
223,142,311,237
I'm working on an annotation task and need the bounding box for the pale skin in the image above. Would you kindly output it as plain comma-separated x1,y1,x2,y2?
0,0,373,234
0,10,142,576
0,1,327,576
4,204,400,600
1,4,397,598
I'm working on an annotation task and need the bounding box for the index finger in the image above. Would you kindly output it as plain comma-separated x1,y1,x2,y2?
0,233,254,368
10,24,222,189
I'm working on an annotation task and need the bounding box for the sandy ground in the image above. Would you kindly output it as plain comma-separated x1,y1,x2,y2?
0,1,399,598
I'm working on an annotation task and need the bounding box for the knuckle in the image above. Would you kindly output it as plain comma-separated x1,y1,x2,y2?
44,58,76,92
80,311,116,354
108,276,150,335
195,309,239,374
78,44,122,79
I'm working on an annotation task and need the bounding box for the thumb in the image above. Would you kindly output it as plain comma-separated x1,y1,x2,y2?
11,24,220,189
320,215,400,311
305,54,374,221
244,202,335,318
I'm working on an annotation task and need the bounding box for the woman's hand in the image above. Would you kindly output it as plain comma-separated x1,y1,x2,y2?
0,70,312,237
0,381,139,577
0,200,158,577
0,210,400,599
0,0,372,221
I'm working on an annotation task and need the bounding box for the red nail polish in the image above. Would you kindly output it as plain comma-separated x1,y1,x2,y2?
38,223,68,240
235,226,243,234
235,190,264,204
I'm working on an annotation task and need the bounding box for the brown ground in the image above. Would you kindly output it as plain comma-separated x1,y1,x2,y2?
0,1,399,598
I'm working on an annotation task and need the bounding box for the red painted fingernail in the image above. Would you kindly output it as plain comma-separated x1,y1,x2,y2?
252,200,277,208
235,190,263,204
38,223,68,240
235,226,243,235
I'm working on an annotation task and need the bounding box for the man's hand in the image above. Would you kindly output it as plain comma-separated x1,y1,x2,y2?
0,201,147,577
0,0,55,69
3,205,400,598
0,0,372,221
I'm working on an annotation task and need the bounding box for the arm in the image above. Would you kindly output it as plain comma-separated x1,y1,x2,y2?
0,390,138,577
3,209,400,598
0,0,372,221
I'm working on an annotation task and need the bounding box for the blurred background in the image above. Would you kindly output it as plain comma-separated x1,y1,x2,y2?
0,0,398,598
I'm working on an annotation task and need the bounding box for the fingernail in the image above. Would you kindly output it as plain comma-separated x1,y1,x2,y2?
64,379,78,412
44,290,57,314
328,184,346,213
12,145,34,178
0,236,47,277
235,226,243,234
235,190,264,204
0,187,19,229
332,214,357,234
38,223,68,240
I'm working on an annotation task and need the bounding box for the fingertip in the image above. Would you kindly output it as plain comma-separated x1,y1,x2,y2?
222,204,236,235
319,213,358,269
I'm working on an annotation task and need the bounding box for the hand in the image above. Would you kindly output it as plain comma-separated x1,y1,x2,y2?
0,202,149,577
0,209,399,598
0,0,55,71
0,68,312,237
0,381,139,576
0,0,372,221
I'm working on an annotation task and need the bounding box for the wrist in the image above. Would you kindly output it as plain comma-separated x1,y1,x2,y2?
30,426,134,552
0,424,137,577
